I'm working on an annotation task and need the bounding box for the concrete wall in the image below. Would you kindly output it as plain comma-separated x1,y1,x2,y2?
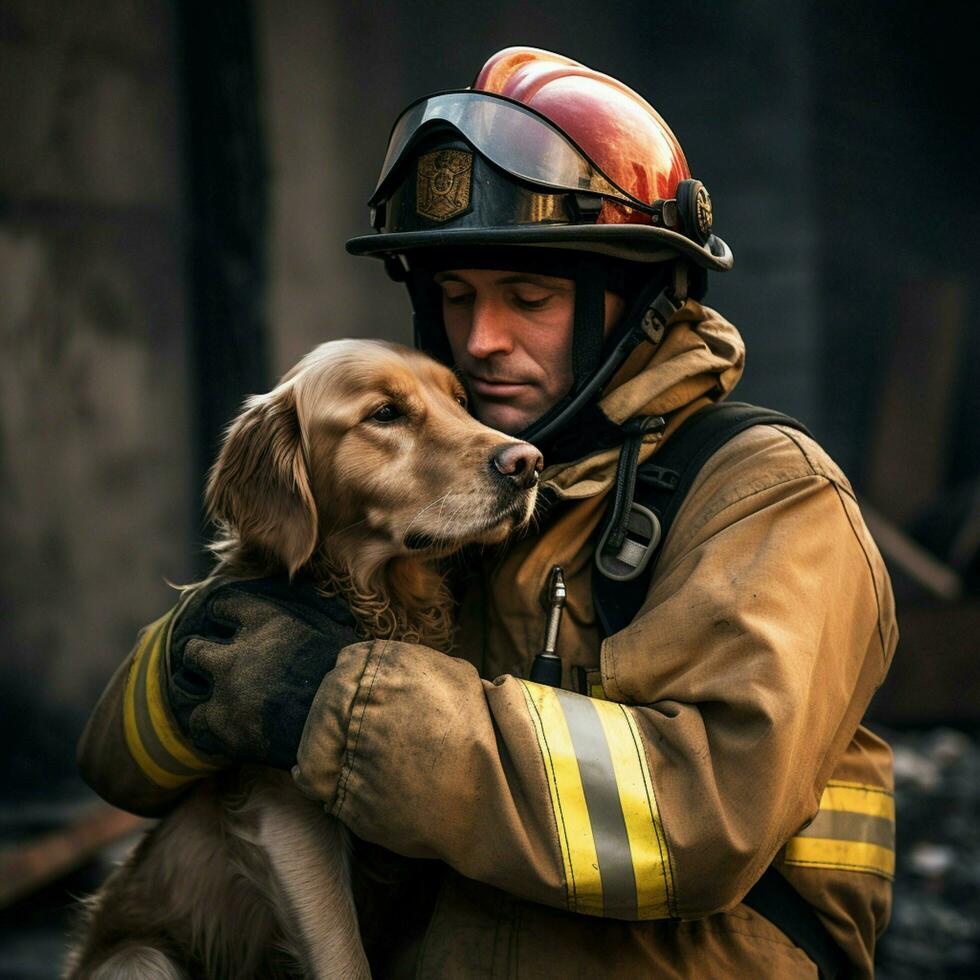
256,0,413,377
0,0,194,794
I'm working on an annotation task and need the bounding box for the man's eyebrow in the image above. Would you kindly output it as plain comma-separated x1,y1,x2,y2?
494,273,572,289
432,271,572,288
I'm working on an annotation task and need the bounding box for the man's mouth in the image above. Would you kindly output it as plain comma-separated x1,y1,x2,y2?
468,374,533,399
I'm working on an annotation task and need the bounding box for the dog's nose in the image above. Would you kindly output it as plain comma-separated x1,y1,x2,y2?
491,443,544,490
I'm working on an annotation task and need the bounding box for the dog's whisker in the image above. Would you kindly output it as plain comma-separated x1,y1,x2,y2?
404,490,456,537
331,515,371,536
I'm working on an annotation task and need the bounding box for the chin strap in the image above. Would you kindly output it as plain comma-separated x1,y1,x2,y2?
591,261,690,580
570,256,607,392
407,269,455,367
525,260,689,454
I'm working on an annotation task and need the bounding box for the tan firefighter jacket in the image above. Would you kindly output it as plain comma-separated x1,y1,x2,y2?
78,301,898,979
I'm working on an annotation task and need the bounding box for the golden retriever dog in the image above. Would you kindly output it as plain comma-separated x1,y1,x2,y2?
66,339,542,979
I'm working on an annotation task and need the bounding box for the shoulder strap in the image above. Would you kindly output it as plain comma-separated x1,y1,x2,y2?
592,402,810,638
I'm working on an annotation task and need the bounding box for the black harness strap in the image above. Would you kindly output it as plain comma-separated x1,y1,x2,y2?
591,402,849,980
593,401,811,637
743,866,848,979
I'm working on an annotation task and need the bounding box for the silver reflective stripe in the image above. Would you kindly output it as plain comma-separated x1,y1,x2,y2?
517,680,674,919
557,689,638,918
784,780,896,879
797,809,895,851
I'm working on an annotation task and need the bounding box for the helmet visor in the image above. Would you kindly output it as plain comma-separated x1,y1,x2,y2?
369,89,652,214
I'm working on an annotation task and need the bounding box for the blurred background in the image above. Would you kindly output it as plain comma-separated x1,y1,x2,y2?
1,0,977,975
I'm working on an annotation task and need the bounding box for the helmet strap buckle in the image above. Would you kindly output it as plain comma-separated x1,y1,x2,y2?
639,264,688,345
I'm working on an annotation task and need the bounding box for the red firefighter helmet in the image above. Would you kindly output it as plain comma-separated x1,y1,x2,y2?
348,46,731,270
347,48,732,450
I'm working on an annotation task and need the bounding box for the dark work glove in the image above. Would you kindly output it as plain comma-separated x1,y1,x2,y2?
167,576,358,769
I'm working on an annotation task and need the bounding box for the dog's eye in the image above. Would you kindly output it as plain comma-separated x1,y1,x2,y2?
370,403,402,423
455,395,468,408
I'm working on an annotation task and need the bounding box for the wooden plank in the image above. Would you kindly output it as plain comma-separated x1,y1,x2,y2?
862,501,963,601
0,804,150,909
865,279,966,524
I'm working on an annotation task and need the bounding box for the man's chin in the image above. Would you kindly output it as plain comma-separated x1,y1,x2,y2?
472,400,539,436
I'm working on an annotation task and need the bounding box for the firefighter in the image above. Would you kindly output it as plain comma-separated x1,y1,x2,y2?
78,48,897,977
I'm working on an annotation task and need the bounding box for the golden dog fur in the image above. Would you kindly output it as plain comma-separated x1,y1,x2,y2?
66,339,541,979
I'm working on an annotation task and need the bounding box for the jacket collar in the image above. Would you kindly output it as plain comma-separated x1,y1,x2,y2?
540,300,745,501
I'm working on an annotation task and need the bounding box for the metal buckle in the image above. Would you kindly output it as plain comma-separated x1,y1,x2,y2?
595,502,662,581
637,464,679,491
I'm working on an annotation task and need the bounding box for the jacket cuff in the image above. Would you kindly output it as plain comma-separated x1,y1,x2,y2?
293,638,382,811
123,605,221,789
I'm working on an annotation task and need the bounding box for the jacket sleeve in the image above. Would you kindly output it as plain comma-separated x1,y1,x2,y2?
77,603,221,817
294,425,898,920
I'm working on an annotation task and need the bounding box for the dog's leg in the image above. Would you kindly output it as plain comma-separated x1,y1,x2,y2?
245,770,371,980
68,945,189,980
66,777,291,980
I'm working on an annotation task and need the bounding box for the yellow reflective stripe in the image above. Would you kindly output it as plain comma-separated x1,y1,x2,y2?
123,614,198,789
820,781,895,821
146,611,218,772
518,681,603,914
123,604,217,789
785,780,895,880
784,837,895,879
593,700,674,918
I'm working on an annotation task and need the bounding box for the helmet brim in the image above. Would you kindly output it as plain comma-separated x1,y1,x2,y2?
346,224,733,272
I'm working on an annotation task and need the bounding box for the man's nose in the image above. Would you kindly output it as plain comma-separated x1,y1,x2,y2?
467,299,515,359
491,442,544,490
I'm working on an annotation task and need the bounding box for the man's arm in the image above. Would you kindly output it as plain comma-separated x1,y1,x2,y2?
77,579,357,816
77,605,219,817
294,426,898,919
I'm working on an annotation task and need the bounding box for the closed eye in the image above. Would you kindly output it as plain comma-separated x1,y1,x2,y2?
512,293,552,311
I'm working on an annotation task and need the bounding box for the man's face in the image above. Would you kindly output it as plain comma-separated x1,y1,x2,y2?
436,269,625,435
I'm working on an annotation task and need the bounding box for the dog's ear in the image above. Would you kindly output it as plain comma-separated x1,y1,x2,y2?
205,384,317,576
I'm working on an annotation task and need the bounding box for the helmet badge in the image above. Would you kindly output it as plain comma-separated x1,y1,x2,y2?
416,149,473,222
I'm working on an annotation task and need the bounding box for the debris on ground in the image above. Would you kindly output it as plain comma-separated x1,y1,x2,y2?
876,727,980,978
